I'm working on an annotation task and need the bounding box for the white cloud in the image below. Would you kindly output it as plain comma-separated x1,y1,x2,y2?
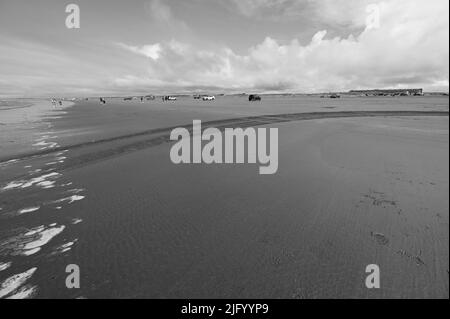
116,43,162,60
0,0,447,96
115,0,449,93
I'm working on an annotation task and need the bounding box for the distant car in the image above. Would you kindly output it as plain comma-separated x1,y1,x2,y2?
202,96,215,101
249,95,261,101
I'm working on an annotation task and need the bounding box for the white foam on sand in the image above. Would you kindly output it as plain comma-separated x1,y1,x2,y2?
2,172,60,191
71,218,83,225
67,188,85,194
6,285,38,299
0,267,37,299
17,206,40,215
32,141,58,149
24,225,45,236
0,159,19,168
35,135,57,142
53,195,85,204
60,182,73,187
0,262,12,272
0,224,66,257
37,180,56,189
21,248,41,256
21,225,66,255
1,181,23,190
52,240,77,255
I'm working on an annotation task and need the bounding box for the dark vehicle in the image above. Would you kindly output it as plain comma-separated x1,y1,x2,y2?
249,94,262,101
163,96,177,101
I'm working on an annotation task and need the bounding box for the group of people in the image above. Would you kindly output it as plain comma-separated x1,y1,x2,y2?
51,99,63,108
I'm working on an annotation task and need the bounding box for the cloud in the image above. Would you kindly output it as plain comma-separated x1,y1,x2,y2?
146,0,174,23
0,0,448,96
225,0,373,23
114,0,448,93
144,0,190,34
116,43,162,60
227,0,293,17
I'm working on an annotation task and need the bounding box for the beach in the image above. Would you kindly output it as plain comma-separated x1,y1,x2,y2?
0,96,448,299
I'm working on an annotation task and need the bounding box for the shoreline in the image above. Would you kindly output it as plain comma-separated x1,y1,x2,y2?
0,110,448,165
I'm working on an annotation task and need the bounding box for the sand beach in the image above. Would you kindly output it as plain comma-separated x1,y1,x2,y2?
0,96,448,298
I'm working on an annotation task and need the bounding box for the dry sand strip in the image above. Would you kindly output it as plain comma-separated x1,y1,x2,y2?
1,111,448,171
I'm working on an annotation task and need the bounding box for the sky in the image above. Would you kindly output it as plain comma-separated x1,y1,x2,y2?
0,0,448,97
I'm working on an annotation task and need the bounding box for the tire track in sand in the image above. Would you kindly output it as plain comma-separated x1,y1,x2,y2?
0,111,448,174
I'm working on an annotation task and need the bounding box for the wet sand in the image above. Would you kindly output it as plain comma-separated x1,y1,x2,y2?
0,96,448,298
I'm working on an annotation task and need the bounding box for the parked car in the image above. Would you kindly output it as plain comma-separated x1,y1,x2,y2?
249,94,262,101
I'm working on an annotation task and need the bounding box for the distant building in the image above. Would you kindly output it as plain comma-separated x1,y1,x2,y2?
349,89,423,96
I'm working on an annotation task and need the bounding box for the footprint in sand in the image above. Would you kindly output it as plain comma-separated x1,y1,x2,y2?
397,250,426,266
371,232,389,246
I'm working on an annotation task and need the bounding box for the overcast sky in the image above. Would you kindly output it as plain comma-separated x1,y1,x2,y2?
0,0,448,97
